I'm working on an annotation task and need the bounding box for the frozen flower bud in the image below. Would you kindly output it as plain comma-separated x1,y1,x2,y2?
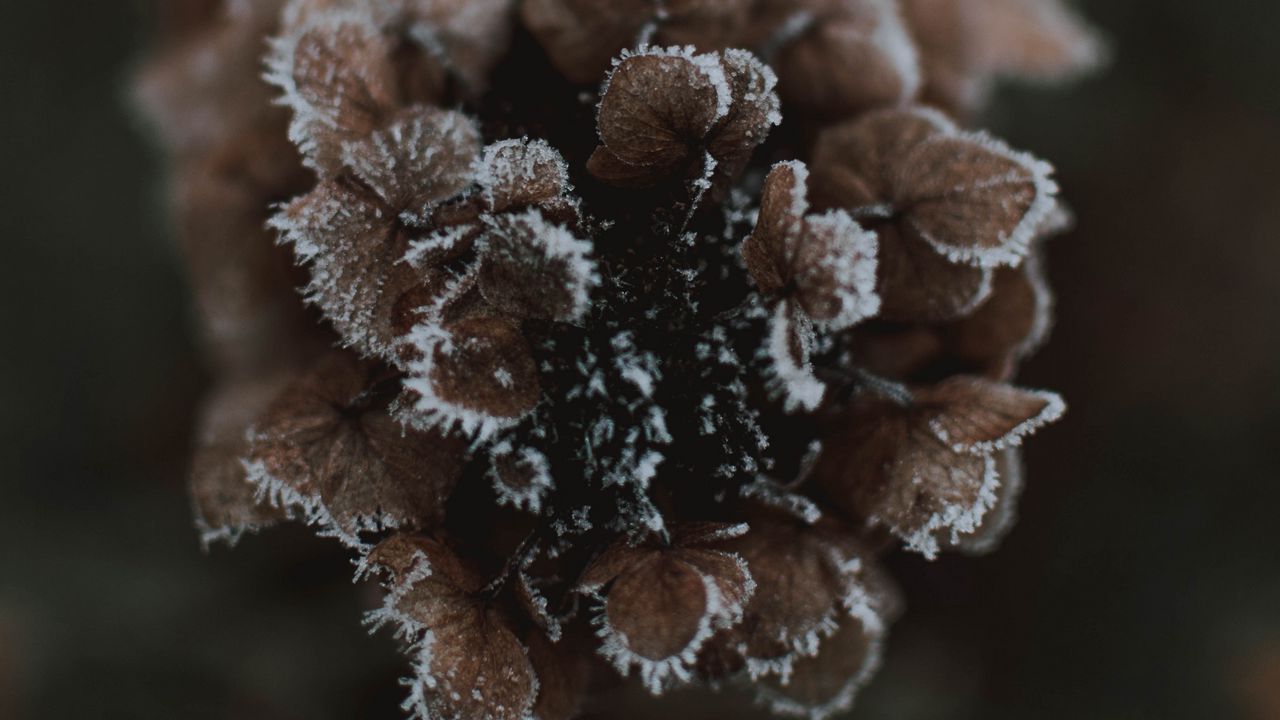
810,107,1058,321
589,47,780,195
578,522,756,693
244,351,466,547
365,535,541,720
817,375,1064,558
743,0,921,119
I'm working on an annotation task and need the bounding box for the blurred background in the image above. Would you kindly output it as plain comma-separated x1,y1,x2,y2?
2,1,1278,718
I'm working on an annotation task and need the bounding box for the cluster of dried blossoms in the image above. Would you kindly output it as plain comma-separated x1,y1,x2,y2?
139,1,1100,718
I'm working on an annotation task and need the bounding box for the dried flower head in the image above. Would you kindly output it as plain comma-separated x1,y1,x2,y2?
139,0,1100,717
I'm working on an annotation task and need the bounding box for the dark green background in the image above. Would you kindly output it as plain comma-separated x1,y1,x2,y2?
2,2,1278,718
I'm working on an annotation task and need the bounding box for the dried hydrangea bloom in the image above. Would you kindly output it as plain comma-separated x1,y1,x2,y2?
139,1,1099,717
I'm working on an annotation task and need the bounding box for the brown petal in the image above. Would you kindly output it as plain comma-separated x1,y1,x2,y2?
488,442,554,513
527,628,591,720
875,225,993,322
270,15,399,174
704,513,870,676
705,49,781,189
810,106,950,210
521,0,654,84
768,0,921,119
744,161,809,295
270,181,448,360
368,536,538,720
594,50,723,177
390,0,514,91
245,352,465,545
189,376,293,547
478,210,598,322
896,133,1057,267
407,315,542,435
942,250,1053,379
753,609,885,719
659,0,754,49
579,523,755,691
914,375,1065,453
945,447,1025,555
792,210,880,329
342,106,481,216
973,0,1105,81
480,138,575,214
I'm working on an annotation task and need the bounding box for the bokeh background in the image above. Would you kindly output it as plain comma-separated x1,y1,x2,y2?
2,1,1279,718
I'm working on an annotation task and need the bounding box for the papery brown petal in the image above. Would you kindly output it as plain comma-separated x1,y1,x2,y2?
284,17,399,171
946,447,1025,555
876,226,992,322
769,0,919,119
585,146,666,187
481,138,574,214
391,0,514,91
974,0,1104,80
754,611,883,719
900,0,982,114
596,52,721,171
478,211,596,322
272,182,441,359
605,553,709,661
896,134,1055,266
424,315,542,419
189,376,293,545
708,513,867,667
659,0,754,49
744,161,806,295
247,351,465,539
914,375,1064,452
942,253,1051,379
791,210,880,329
342,106,481,215
706,50,780,187
521,0,654,84
370,536,538,720
809,107,950,211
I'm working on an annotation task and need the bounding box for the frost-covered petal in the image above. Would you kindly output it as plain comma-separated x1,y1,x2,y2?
945,447,1025,555
488,441,555,513
595,48,724,173
942,248,1054,379
580,523,754,693
916,375,1065,454
701,513,872,681
477,210,599,322
341,106,482,217
366,535,539,720
479,138,574,214
744,161,809,295
792,210,880,330
270,181,448,360
267,11,400,173
762,302,826,413
189,375,294,548
244,352,466,548
405,315,541,437
705,49,781,189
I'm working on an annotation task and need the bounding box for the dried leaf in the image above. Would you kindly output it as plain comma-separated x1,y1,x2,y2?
244,351,466,547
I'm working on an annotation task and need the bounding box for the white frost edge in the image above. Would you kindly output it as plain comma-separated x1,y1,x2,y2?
402,321,529,442
488,439,554,515
763,302,826,413
888,453,1001,561
910,124,1061,269
931,388,1067,455
740,477,822,525
805,210,882,332
591,553,754,695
